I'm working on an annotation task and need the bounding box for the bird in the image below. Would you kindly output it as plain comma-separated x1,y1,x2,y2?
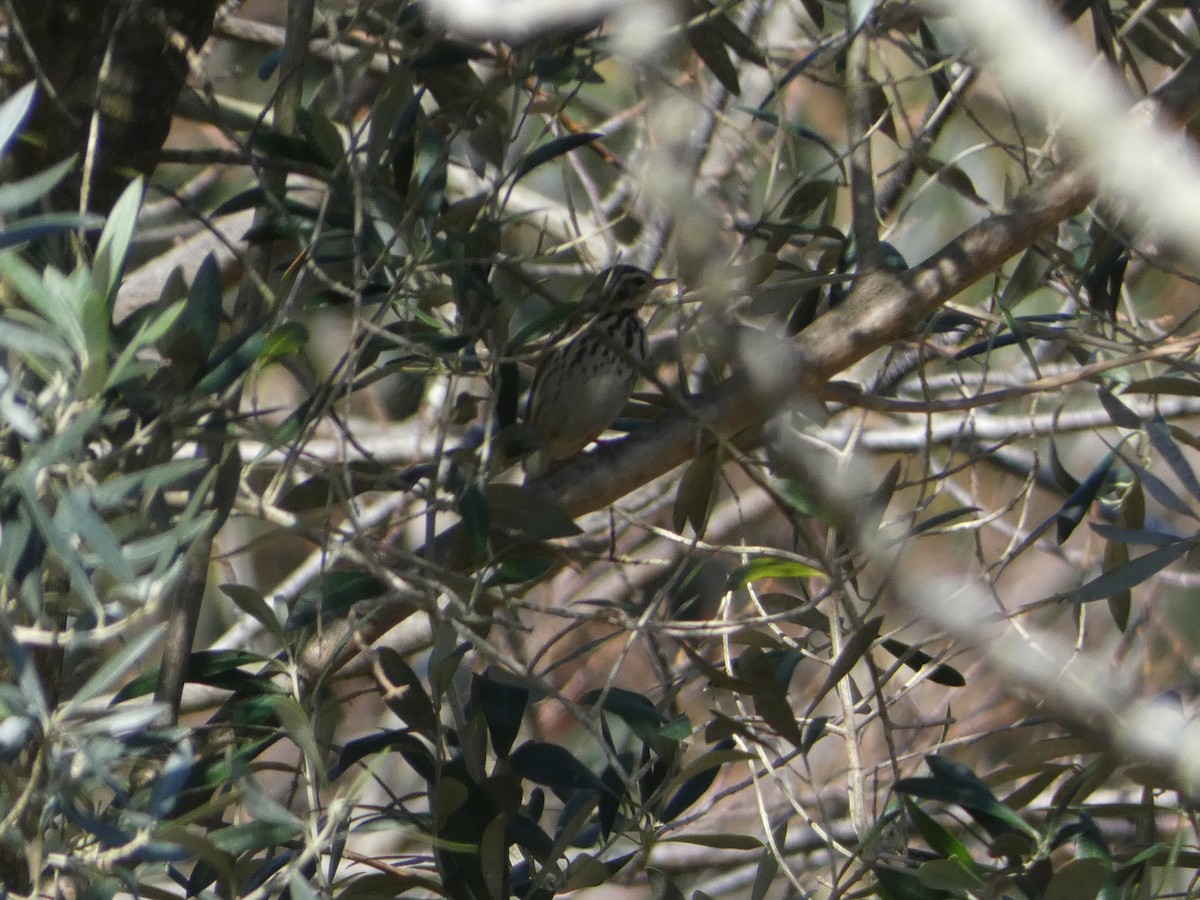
523,264,670,476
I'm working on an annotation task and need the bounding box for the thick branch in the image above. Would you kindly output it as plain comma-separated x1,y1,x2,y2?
298,17,1200,680
300,163,1094,680
538,166,1095,517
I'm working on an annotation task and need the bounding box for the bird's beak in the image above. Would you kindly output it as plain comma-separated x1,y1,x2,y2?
652,276,675,288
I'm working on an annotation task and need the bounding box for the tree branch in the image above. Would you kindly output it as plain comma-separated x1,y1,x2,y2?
844,15,881,270
297,9,1200,680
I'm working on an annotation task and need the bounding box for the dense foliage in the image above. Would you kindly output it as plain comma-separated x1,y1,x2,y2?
5,1,1200,898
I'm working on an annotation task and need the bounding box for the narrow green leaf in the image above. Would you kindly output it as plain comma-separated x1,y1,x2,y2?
934,163,984,204
508,302,579,352
510,132,600,186
106,299,185,390
61,487,136,583
561,853,612,891
863,459,902,533
679,641,752,692
800,716,827,754
63,623,166,713
1099,488,1145,631
736,646,805,748
1128,463,1197,520
510,741,608,795
287,871,319,900
673,448,721,537
660,740,741,821
458,483,490,562
220,583,286,645
94,177,144,305
0,212,103,249
688,14,742,94
278,463,390,512
917,858,983,891
329,729,436,782
11,472,99,613
999,305,1041,376
208,821,303,856
249,129,332,168
727,557,824,590
194,330,266,396
1116,842,1169,872
1102,534,1131,631
112,649,276,703
910,506,980,536
665,832,763,850
285,569,387,630
377,647,439,741
366,72,412,174
272,694,327,783
0,253,85,356
261,322,309,365
999,247,1052,310
4,633,48,719
485,483,580,539
0,156,76,214
581,686,679,745
1056,451,1115,544
0,82,36,157
1074,540,1192,603
901,755,1040,839
475,670,528,759
750,820,786,900
906,800,978,872
390,88,426,196
486,546,558,586
880,638,965,687
160,253,223,378
781,179,836,223
1147,415,1200,504
698,1,767,66
295,106,344,168
660,716,691,741
1122,376,1200,396
808,616,882,712
649,868,686,900
0,316,72,370
1096,387,1140,429
875,865,952,900
148,739,196,817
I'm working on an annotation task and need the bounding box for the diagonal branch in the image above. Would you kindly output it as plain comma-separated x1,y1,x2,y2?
298,18,1200,681
298,161,1093,682
537,167,1096,518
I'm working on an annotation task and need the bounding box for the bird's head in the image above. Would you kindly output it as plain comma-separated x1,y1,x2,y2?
583,264,673,313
